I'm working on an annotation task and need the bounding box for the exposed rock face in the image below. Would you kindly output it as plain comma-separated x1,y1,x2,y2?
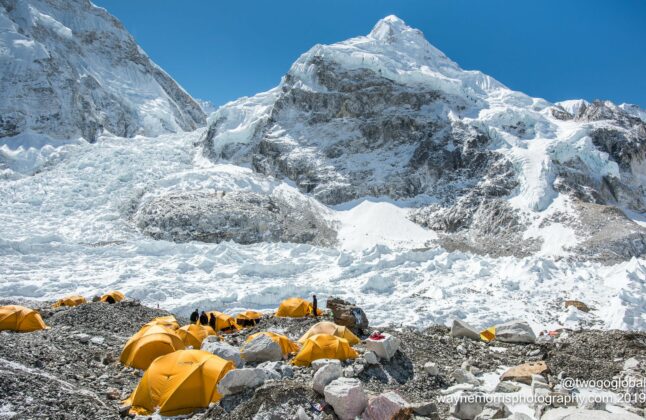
0,0,205,142
134,190,337,246
201,16,646,262
326,297,369,333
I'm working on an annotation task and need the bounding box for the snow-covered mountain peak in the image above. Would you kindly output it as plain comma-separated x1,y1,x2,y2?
368,14,420,41
284,15,511,103
0,0,205,144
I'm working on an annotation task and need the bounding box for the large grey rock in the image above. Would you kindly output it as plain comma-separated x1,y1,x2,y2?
451,368,482,386
409,401,439,418
324,378,368,420
135,190,336,246
241,334,283,363
312,358,342,373
495,320,536,344
217,368,271,396
474,402,511,419
451,320,481,341
451,393,487,420
312,363,342,394
362,391,411,420
201,338,242,367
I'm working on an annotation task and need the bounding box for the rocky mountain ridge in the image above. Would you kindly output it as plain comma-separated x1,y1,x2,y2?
0,0,205,143
200,15,646,262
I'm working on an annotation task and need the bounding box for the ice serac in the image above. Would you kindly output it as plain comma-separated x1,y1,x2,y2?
203,15,646,262
0,0,205,143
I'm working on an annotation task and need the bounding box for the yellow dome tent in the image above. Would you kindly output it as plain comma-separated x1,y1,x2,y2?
292,333,358,366
235,310,263,327
177,324,216,349
480,326,496,343
246,332,300,356
120,325,185,370
52,295,87,308
124,349,234,416
204,311,240,333
100,290,125,304
275,297,322,318
298,321,360,346
143,315,180,331
0,305,47,332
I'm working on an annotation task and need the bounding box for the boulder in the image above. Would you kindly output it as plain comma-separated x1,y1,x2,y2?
501,361,549,385
366,333,400,361
451,320,481,341
313,363,343,394
311,358,342,372
451,393,486,419
362,391,411,420
326,297,369,333
474,402,511,419
324,378,368,420
494,381,521,393
495,320,536,344
451,368,482,386
409,401,439,418
217,368,270,396
241,334,283,363
201,338,242,367
364,351,379,365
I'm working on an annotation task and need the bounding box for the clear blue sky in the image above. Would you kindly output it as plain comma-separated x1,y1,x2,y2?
94,0,646,108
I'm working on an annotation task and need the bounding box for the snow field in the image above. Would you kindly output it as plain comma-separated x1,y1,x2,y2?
1,131,644,333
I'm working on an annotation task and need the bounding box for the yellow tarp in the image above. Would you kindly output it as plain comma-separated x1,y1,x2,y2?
480,326,496,343
177,324,216,349
298,321,360,346
100,290,125,303
235,310,263,327
246,332,300,356
144,315,180,331
292,333,358,366
204,311,240,333
0,305,47,332
52,295,87,308
125,349,234,417
275,298,322,318
120,325,185,370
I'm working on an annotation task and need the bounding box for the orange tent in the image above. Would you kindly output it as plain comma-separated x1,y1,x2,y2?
275,298,322,318
245,332,299,356
177,324,216,348
143,315,180,331
125,350,234,416
235,310,263,327
100,290,125,304
204,311,240,333
52,295,86,308
120,325,185,370
0,305,47,332
298,321,360,346
292,334,358,366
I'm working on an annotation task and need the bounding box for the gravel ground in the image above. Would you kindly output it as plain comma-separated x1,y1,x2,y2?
1,300,645,419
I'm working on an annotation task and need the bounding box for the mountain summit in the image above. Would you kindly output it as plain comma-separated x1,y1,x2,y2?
202,15,646,262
